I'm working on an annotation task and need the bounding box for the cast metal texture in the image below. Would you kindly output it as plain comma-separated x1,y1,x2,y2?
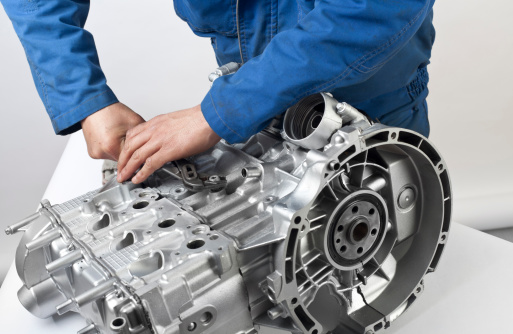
7,93,452,334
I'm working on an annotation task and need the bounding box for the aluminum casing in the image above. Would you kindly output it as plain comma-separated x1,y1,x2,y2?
9,95,451,334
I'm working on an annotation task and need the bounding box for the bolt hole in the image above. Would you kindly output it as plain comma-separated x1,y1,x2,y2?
352,222,369,242
209,234,219,240
187,322,197,331
391,132,397,140
371,228,377,236
200,312,213,325
294,216,301,224
133,201,149,209
158,219,175,228
175,187,184,194
187,239,205,249
438,164,444,171
352,206,359,214
175,252,180,256
301,225,306,232
331,162,341,170
357,247,364,254
441,234,446,242
369,208,375,215
312,330,318,334
146,230,151,234
336,238,341,244
337,225,344,232
291,297,298,305
138,192,151,198
416,287,422,294
111,317,125,329
218,247,223,251
340,245,347,253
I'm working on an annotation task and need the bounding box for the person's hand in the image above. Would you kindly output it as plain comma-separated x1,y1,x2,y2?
116,105,221,184
81,103,145,161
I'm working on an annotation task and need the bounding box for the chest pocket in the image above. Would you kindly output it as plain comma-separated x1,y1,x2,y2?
174,0,238,36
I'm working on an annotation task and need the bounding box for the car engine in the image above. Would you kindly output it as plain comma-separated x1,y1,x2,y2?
7,93,452,334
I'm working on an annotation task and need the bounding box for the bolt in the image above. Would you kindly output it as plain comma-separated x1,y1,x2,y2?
208,175,220,182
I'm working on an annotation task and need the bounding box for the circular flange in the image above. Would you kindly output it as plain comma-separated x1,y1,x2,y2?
324,190,388,270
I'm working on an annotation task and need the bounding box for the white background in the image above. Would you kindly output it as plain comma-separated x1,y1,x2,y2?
1,0,512,284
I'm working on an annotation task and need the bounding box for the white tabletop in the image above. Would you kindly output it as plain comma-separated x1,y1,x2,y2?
1,133,512,333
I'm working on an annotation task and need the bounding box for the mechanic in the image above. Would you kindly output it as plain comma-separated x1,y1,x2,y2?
1,0,435,185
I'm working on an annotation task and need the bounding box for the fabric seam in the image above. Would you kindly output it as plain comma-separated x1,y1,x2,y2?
53,90,111,121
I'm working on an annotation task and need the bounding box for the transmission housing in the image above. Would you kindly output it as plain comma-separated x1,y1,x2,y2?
8,93,452,334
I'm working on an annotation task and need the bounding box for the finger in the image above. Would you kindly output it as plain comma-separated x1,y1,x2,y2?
117,129,153,176
125,114,162,142
118,143,161,182
131,151,170,184
124,120,150,141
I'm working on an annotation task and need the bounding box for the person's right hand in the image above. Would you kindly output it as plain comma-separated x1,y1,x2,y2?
81,102,145,161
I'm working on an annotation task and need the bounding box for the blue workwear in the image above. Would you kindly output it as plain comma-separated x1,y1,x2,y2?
2,0,435,141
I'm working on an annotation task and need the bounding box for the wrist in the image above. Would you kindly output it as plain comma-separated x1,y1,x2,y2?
80,102,121,127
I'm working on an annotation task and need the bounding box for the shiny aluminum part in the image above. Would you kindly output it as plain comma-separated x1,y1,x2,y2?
8,94,451,334
282,93,343,150
208,62,241,82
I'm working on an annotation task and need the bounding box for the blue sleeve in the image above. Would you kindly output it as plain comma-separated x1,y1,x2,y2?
201,0,434,143
1,0,118,135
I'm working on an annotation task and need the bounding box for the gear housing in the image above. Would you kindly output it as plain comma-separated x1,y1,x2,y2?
7,93,451,334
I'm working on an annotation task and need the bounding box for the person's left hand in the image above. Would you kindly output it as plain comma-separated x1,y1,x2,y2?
116,104,221,184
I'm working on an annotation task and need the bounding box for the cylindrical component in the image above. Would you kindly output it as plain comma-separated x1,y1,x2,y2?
26,229,61,252
110,317,128,333
208,62,241,82
267,305,284,320
363,174,387,192
57,280,117,314
336,102,368,125
75,279,117,307
329,160,341,171
56,299,75,315
241,167,262,179
5,212,42,235
77,324,98,334
46,250,83,274
282,93,342,149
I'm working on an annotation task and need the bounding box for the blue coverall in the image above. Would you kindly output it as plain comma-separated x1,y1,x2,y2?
1,0,435,142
